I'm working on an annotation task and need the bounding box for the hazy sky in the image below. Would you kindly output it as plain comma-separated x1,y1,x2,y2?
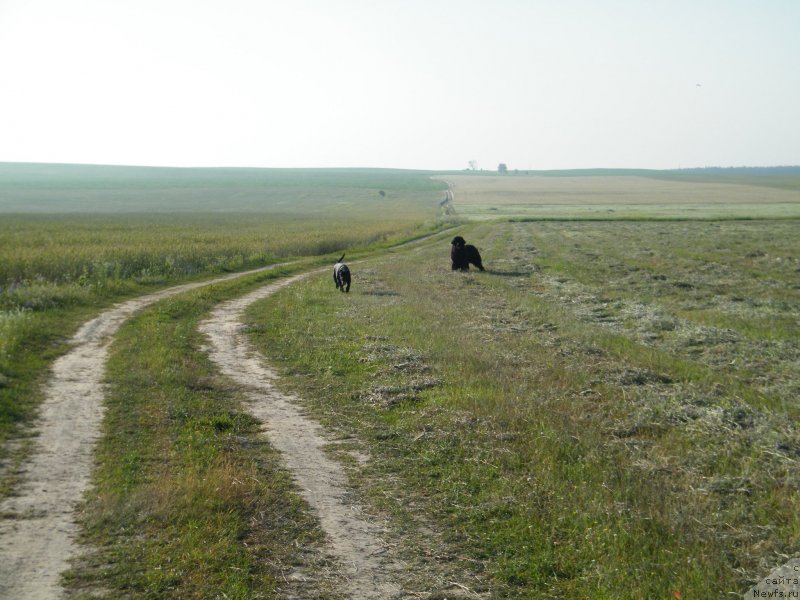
1,0,798,171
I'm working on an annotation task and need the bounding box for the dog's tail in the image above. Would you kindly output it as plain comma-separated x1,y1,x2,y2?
336,253,345,264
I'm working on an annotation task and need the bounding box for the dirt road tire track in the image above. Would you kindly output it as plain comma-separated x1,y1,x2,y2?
199,270,404,599
0,265,287,600
0,229,457,599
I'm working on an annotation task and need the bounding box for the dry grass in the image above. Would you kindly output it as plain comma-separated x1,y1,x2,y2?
435,174,800,220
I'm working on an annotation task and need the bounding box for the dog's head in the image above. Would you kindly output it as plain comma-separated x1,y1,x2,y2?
451,236,466,248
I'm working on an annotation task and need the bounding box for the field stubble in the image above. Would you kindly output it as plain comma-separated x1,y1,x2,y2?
437,174,800,220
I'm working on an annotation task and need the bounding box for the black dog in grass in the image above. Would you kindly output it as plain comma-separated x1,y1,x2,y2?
450,236,485,271
333,254,351,292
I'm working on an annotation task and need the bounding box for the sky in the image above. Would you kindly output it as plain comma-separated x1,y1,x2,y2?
0,0,798,171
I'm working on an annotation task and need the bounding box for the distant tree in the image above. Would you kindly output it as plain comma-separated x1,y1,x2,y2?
468,160,478,171
498,163,508,174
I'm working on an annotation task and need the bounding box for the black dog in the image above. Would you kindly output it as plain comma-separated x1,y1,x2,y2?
451,236,485,271
333,254,351,292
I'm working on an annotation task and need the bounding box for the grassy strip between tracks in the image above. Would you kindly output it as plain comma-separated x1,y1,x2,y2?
65,264,331,599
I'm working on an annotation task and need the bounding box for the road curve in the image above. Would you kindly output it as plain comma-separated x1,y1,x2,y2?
199,270,403,599
0,265,287,600
0,229,457,599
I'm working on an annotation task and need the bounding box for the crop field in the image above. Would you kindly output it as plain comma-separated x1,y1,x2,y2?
0,164,447,285
437,173,800,220
1,165,799,598
0,165,447,448
0,163,445,213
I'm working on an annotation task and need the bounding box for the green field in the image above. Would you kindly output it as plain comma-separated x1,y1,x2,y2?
0,165,450,449
2,164,799,597
244,219,800,597
0,164,449,285
0,163,445,212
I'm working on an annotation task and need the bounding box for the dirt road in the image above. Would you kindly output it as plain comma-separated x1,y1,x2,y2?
0,230,456,599
199,270,404,598
0,265,285,599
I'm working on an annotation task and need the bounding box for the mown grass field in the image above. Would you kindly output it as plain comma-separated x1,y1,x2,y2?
243,219,800,597
3,164,799,597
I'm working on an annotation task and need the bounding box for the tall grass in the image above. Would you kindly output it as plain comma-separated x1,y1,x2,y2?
0,309,33,363
0,165,448,300
0,211,441,291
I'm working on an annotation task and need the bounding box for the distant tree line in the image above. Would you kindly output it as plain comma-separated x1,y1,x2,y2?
673,166,800,176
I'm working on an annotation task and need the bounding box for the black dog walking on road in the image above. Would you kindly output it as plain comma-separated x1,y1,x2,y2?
333,254,351,292
450,236,485,271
